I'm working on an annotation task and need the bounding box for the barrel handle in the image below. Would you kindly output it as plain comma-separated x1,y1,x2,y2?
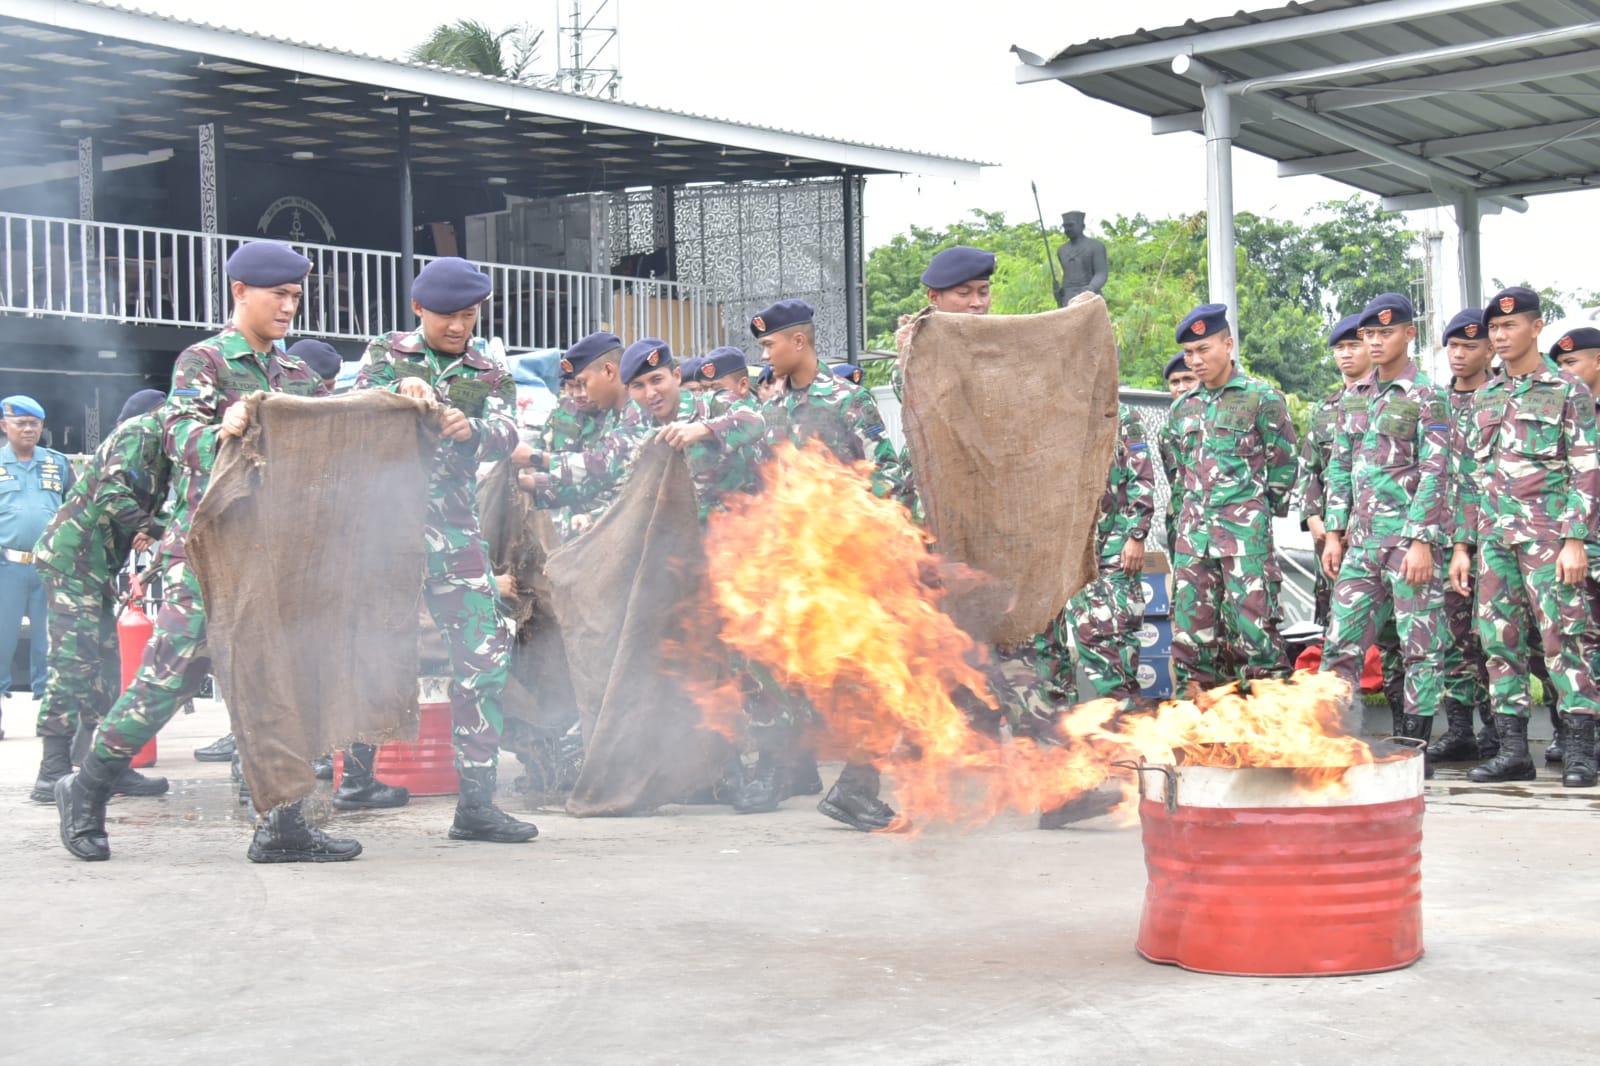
1385,736,1427,750
1113,760,1178,813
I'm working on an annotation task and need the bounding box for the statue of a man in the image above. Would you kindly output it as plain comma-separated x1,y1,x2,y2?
1054,210,1109,307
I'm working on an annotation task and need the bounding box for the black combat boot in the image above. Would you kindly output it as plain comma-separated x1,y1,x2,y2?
1467,713,1536,783
1561,714,1598,788
1426,701,1480,762
332,743,410,810
312,755,334,781
193,733,235,762
1039,789,1121,829
111,766,170,797
818,762,897,832
30,733,72,803
1389,705,1406,738
1475,704,1499,759
1544,705,1565,764
449,766,539,842
789,749,824,796
246,802,363,863
55,750,131,861
731,751,789,814
1401,714,1435,779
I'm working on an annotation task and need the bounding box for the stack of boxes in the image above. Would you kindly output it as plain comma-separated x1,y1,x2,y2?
1136,551,1175,699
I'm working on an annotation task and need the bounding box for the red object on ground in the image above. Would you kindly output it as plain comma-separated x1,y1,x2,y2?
333,699,458,797
116,582,157,768
1292,643,1384,693
1134,757,1425,976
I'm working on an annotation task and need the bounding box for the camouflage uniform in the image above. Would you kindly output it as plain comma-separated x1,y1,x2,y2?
534,395,604,541
1038,404,1153,701
354,329,519,770
678,390,768,520
1456,364,1600,719
1440,382,1491,712
33,412,171,739
1319,360,1452,719
525,401,650,528
1297,385,1406,707
1157,400,1186,545
93,329,325,759
1169,368,1297,689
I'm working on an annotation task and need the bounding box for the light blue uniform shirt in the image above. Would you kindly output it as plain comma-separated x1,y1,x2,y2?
0,443,71,552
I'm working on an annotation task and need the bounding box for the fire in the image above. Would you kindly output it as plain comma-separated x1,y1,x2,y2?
686,441,1399,830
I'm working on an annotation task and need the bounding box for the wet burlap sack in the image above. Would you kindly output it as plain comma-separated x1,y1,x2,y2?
899,297,1121,647
187,390,435,812
476,456,577,735
545,440,728,816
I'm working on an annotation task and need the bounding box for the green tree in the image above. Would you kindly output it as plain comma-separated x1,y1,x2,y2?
410,19,543,80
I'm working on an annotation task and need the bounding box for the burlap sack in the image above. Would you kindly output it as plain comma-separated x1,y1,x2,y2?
187,390,435,812
545,440,727,815
900,298,1121,646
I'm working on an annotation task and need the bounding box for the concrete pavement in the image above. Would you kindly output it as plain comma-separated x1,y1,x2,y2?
2,697,1597,1066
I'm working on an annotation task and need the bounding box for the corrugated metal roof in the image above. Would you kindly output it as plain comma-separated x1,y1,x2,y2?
1015,0,1600,208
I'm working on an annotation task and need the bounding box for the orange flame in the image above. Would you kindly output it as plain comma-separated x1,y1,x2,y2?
686,441,1397,830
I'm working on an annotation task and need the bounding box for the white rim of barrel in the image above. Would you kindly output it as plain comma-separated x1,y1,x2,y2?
1134,751,1424,809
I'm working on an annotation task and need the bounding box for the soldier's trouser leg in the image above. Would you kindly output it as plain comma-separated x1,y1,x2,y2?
1376,612,1406,713
1219,553,1288,680
1322,543,1446,716
1440,578,1490,710
1172,553,1222,689
993,642,1056,732
1477,540,1600,719
425,551,509,772
1071,569,1145,701
36,570,119,739
1034,608,1076,703
0,556,43,693
93,562,211,759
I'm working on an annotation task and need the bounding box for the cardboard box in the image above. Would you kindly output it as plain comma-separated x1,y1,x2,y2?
1137,616,1174,657
1138,654,1175,700
1141,549,1172,617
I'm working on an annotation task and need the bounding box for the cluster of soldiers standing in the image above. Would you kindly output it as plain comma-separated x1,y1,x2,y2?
1156,288,1600,789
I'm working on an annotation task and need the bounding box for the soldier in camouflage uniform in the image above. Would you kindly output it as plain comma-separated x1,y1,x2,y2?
1451,286,1600,787
1168,304,1297,692
56,242,364,864
1426,308,1498,762
655,345,769,519
1319,295,1453,765
1549,324,1600,774
1295,315,1408,722
1037,404,1153,702
754,298,907,831
1159,352,1198,552
533,344,609,542
355,257,539,842
28,389,172,804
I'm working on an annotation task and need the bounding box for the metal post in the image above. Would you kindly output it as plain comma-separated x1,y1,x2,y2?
77,136,95,222
841,173,861,358
198,122,226,322
1455,190,1482,308
397,101,415,320
1201,81,1238,338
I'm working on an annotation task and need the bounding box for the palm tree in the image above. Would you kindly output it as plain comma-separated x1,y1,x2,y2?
409,20,543,81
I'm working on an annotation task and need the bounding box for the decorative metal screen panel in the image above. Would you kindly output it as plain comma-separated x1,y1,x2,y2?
608,177,861,359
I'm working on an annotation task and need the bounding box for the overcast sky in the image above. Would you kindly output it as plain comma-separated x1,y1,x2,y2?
144,0,1599,309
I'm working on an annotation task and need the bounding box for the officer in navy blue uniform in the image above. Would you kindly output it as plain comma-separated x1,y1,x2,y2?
0,395,72,737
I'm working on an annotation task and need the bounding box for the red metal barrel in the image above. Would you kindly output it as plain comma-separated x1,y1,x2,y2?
117,588,158,769
1133,753,1424,976
333,678,457,796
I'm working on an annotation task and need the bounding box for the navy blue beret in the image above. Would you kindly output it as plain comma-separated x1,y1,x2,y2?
1163,352,1190,380
677,355,705,382
751,299,814,338
621,338,673,384
1358,292,1415,328
287,338,344,379
1443,308,1487,343
832,363,864,385
1326,314,1363,347
1551,327,1600,357
1486,285,1540,320
701,346,748,381
116,388,166,424
756,364,775,386
1176,304,1229,344
921,246,996,290
225,242,311,287
561,332,623,377
411,257,492,314
1,395,44,419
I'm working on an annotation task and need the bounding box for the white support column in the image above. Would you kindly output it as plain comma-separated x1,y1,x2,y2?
1455,190,1482,308
1201,80,1238,336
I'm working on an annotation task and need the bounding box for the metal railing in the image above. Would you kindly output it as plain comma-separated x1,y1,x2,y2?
0,211,720,353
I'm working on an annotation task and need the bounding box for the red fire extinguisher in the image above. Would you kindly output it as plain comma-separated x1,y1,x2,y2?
119,575,158,768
